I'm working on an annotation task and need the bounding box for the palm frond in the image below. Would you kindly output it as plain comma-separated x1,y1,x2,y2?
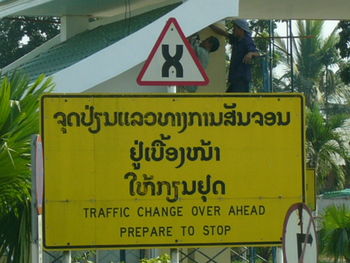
320,205,350,261
275,20,344,107
0,72,54,263
306,105,350,192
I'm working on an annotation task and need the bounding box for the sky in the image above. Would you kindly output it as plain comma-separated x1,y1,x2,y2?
276,20,339,38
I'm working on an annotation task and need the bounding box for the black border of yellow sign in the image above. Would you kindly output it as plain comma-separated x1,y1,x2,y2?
41,93,305,250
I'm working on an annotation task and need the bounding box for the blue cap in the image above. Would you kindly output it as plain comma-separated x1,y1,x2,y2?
234,19,251,33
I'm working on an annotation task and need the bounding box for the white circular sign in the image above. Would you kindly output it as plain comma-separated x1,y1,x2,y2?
282,203,317,263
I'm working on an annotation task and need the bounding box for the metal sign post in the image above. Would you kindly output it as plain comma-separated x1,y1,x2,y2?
171,248,179,263
31,136,39,263
168,86,177,93
168,86,178,263
31,135,44,263
63,251,71,263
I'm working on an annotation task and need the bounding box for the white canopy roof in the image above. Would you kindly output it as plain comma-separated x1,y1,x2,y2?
239,0,349,20
0,0,348,20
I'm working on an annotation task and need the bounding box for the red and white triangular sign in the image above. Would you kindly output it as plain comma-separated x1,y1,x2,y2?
137,17,209,86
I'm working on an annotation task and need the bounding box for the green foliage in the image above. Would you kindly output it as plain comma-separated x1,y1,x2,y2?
276,20,340,107
249,20,271,92
339,63,350,85
248,20,284,92
72,251,95,263
319,205,350,262
336,35,350,97
0,72,54,263
306,105,349,192
141,254,171,263
336,21,350,59
0,17,59,68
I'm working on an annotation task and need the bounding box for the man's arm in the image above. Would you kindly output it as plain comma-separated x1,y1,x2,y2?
209,24,230,38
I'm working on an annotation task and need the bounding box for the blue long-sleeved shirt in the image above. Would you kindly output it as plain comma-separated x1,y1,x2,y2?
228,33,258,82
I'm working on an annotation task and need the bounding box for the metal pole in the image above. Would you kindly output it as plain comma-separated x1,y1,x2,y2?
275,247,284,263
269,20,274,92
31,135,39,263
168,86,177,93
272,247,276,263
289,20,294,92
63,251,71,263
37,215,43,263
168,86,178,263
271,19,275,92
171,248,179,263
140,249,146,260
262,55,270,92
120,250,126,262
95,250,99,263
152,249,161,258
249,247,256,263
31,135,44,263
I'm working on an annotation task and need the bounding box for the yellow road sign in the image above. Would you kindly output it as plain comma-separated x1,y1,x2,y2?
306,168,316,210
41,93,305,249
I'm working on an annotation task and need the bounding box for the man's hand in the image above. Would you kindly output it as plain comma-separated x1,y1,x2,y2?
243,52,259,64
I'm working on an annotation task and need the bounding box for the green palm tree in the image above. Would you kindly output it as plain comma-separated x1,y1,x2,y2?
276,20,340,107
0,72,54,263
306,105,349,193
319,204,350,262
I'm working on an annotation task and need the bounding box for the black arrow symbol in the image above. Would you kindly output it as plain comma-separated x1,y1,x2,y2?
297,233,313,260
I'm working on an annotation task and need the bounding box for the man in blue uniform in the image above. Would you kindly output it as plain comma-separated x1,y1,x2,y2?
211,19,259,92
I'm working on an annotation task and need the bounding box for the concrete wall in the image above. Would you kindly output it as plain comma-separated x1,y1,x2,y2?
317,196,350,216
196,27,227,93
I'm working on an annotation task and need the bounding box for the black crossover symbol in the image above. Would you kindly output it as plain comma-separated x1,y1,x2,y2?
161,44,183,78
